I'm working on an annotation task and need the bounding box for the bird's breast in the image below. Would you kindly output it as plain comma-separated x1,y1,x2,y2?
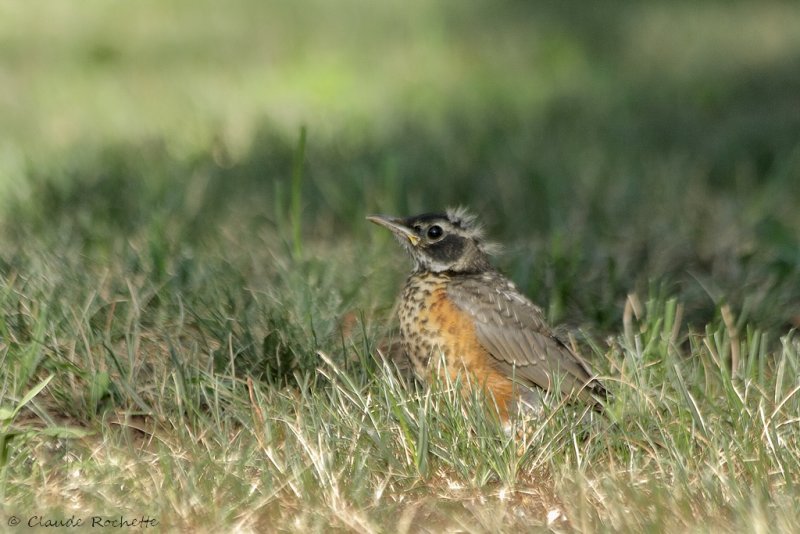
398,273,514,416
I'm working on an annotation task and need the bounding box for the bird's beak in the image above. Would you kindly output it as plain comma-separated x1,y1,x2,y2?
366,215,420,246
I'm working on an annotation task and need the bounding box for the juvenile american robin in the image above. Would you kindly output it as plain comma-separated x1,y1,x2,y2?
368,207,606,419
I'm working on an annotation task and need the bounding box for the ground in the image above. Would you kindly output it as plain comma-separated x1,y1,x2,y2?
1,1,800,532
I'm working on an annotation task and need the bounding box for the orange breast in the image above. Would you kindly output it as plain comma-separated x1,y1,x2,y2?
404,285,515,420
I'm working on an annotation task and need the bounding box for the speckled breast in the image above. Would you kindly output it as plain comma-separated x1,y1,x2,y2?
397,271,516,417
397,272,489,376
398,272,450,372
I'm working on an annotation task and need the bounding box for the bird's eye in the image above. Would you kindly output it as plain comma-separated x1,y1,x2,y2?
427,225,443,239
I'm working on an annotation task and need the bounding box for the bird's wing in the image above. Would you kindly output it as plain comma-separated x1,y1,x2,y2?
446,273,602,401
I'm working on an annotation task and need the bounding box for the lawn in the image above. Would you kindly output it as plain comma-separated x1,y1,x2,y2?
2,1,800,531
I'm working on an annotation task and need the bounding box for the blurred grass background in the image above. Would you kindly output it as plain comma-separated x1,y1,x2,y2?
2,0,799,332
1,1,800,529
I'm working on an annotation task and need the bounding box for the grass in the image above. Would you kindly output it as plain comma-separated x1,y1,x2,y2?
2,0,800,531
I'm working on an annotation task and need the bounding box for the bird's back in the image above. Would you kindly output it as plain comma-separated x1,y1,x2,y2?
445,271,605,404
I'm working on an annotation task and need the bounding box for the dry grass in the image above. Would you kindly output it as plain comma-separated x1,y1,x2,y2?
2,1,800,531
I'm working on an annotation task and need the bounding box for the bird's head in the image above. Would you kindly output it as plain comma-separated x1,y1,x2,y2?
367,207,497,274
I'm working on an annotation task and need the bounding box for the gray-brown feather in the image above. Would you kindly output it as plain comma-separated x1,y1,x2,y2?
446,271,602,402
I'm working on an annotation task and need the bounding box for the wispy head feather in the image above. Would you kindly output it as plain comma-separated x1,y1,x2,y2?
446,206,501,255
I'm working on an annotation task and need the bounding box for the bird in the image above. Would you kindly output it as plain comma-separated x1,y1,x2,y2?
368,207,606,419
